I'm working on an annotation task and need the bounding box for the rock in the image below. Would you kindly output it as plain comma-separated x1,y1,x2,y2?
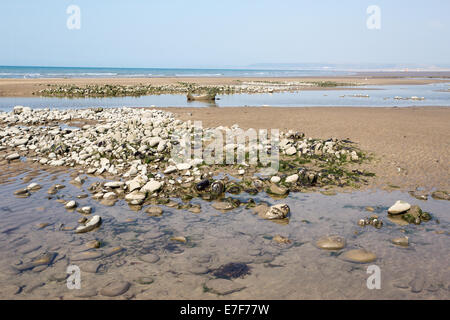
195,179,210,191
125,191,146,205
164,165,177,174
71,251,103,261
210,181,224,197
285,146,297,156
204,279,245,295
74,288,98,298
84,240,101,249
262,203,290,220
285,174,299,183
104,181,125,188
78,206,92,214
65,200,77,209
270,176,281,183
391,236,409,247
388,200,411,215
6,153,20,161
316,236,346,250
145,206,163,217
13,105,24,114
176,163,191,170
273,235,291,244
26,183,42,191
100,281,131,297
103,192,117,200
140,180,162,193
212,201,234,211
431,190,450,200
139,253,160,263
342,249,377,263
75,215,102,233
268,184,288,196
409,190,428,201
14,189,29,197
136,277,154,285
171,236,187,243
79,262,103,273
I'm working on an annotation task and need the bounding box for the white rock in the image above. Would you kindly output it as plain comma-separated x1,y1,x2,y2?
285,146,297,156
65,200,77,209
270,176,281,183
388,200,411,215
125,191,146,204
285,174,299,183
164,165,177,174
104,181,124,188
176,163,191,170
140,180,162,193
75,215,102,233
102,192,117,200
5,153,20,161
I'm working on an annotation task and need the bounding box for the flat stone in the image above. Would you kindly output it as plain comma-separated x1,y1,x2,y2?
104,181,125,188
6,153,20,161
431,190,450,200
342,249,377,263
391,236,409,247
71,251,103,261
139,253,160,263
100,281,131,297
140,180,162,193
145,206,163,216
212,201,235,211
125,191,146,205
316,235,346,250
388,200,411,215
204,279,245,295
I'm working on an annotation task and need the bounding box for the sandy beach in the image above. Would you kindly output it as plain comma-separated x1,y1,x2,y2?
162,106,450,192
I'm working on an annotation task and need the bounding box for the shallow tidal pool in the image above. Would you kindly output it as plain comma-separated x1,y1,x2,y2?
0,166,448,299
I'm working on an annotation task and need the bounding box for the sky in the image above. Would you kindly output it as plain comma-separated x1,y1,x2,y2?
0,0,449,68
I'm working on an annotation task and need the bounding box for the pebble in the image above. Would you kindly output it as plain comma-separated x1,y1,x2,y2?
100,281,131,297
285,174,299,183
273,235,291,244
391,236,409,247
71,251,103,261
6,153,20,161
26,183,42,191
75,215,102,233
342,249,377,263
204,279,245,295
431,190,450,200
145,206,163,216
139,253,160,263
65,200,77,209
316,235,346,250
388,200,411,215
270,176,281,183
269,184,288,196
212,201,234,211
262,203,290,220
171,236,187,243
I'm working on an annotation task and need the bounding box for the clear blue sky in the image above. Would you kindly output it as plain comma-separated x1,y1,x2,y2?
1,0,449,68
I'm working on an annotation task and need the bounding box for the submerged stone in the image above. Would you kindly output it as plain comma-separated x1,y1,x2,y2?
316,236,346,250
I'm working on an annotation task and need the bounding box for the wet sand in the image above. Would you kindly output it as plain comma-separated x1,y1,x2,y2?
1,75,449,97
167,106,450,192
